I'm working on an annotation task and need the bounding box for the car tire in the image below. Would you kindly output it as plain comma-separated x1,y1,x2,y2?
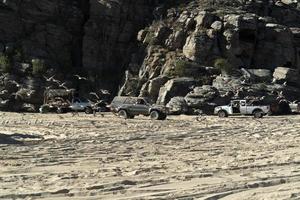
40,105,50,114
218,110,228,118
253,110,263,118
128,115,135,119
118,110,128,119
158,113,167,120
85,107,93,114
150,110,160,120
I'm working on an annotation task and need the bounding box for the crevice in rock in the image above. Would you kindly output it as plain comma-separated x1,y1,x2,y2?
72,0,90,70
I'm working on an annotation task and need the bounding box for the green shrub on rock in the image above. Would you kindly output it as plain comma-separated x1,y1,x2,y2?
32,59,46,76
214,58,234,75
0,55,12,73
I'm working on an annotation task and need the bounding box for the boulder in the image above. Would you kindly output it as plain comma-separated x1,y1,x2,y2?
247,69,272,79
212,75,243,93
183,31,216,63
185,85,219,108
147,76,169,101
273,67,299,84
211,21,223,31
281,0,298,6
195,11,215,29
157,77,197,105
166,97,188,114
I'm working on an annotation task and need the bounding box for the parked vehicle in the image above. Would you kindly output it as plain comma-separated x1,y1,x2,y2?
289,102,300,113
214,99,270,118
110,96,168,120
69,97,93,114
39,89,73,114
39,89,93,114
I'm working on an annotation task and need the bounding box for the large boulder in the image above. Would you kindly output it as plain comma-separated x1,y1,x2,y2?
183,31,217,63
242,68,272,82
195,11,215,29
212,75,243,94
273,67,299,84
157,77,197,105
147,76,170,101
166,97,189,114
185,85,219,108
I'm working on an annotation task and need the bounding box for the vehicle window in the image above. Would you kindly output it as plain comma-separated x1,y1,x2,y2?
241,102,246,106
74,98,80,103
124,98,135,104
137,99,146,105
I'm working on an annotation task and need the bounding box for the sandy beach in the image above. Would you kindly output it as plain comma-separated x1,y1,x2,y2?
0,112,300,199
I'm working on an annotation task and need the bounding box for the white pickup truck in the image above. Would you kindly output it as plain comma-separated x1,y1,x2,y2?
214,100,270,118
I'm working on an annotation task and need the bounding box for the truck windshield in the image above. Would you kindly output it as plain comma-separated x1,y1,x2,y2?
137,99,146,105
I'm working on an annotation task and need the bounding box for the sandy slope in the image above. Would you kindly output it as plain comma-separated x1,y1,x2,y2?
0,112,300,199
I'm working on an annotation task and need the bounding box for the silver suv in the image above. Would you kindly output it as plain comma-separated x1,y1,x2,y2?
69,98,93,114
110,96,168,120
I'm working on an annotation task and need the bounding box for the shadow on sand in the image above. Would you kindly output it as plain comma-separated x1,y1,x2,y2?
0,133,43,145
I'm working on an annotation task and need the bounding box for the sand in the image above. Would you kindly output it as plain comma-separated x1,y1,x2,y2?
0,112,300,199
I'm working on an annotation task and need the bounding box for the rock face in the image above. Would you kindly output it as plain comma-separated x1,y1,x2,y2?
0,0,87,68
120,0,300,113
0,0,300,113
82,0,156,89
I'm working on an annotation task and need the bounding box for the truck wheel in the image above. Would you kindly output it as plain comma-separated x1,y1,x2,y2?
40,105,50,114
253,110,263,118
218,110,228,118
159,113,167,120
118,110,128,119
128,115,135,119
150,110,160,120
85,107,93,114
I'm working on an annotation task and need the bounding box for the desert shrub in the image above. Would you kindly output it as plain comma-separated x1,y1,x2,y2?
32,59,46,76
0,55,12,73
167,60,189,77
214,58,234,75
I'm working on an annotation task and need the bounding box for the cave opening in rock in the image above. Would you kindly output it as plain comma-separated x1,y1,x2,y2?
239,29,256,43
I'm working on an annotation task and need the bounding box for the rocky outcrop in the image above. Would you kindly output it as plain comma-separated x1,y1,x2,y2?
157,77,196,105
119,0,300,113
0,0,161,111
82,0,157,90
273,67,300,85
0,0,300,113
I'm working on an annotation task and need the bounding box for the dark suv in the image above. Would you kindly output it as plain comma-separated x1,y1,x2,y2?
110,96,168,120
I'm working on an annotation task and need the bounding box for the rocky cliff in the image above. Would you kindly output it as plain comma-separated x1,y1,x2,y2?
0,0,299,112
119,0,300,114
